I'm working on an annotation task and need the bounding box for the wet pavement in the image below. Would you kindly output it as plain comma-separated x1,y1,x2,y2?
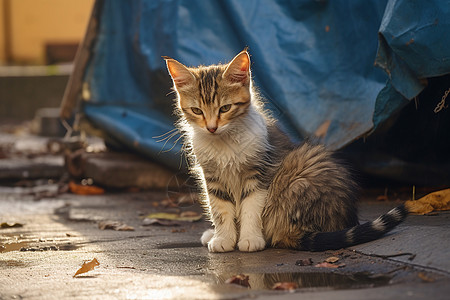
1,131,450,299
1,186,450,299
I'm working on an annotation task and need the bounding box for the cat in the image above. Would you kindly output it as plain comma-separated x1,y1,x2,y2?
164,50,408,252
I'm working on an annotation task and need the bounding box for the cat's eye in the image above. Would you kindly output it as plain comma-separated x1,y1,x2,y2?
191,107,203,115
219,104,232,113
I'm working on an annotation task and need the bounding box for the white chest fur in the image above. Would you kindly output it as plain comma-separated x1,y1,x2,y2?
190,107,268,198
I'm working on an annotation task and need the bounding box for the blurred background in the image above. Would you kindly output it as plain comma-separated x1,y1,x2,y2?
0,0,93,122
0,0,449,193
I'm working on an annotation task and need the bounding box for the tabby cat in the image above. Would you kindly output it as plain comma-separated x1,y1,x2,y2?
164,50,408,252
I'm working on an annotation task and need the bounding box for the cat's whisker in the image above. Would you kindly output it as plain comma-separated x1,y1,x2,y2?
160,134,184,153
157,132,181,154
155,131,178,143
152,128,179,140
166,90,177,97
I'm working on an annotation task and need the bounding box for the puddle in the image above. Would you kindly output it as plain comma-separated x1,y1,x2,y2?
1,241,79,253
218,272,392,291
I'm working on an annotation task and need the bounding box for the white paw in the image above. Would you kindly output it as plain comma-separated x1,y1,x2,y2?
200,229,214,246
238,236,266,252
208,236,236,252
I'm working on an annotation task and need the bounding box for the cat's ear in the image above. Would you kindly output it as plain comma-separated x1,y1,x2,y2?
223,51,250,84
164,57,195,88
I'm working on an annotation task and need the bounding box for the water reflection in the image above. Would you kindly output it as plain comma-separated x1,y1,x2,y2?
217,271,392,290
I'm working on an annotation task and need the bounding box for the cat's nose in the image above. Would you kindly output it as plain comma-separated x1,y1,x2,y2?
207,127,217,133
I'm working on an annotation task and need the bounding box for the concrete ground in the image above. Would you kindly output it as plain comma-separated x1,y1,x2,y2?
1,131,449,299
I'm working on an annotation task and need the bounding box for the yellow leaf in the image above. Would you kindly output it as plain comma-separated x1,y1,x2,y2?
325,256,340,263
73,258,100,278
405,188,450,215
144,212,202,222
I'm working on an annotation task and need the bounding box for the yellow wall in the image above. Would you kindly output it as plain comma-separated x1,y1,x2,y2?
0,2,5,63
0,0,94,64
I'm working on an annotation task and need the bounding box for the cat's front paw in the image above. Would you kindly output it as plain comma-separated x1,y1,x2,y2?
208,236,236,252
238,236,266,252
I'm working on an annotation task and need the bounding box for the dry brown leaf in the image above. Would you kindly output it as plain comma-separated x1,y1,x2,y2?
225,274,250,288
144,212,202,222
325,256,340,263
69,181,105,195
418,272,435,282
272,282,298,291
98,221,134,231
405,188,450,215
315,262,345,268
0,222,23,229
73,258,100,277
142,218,181,226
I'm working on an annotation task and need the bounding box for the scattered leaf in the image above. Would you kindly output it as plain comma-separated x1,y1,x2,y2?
0,222,23,229
405,188,450,215
331,250,344,256
69,181,105,195
142,218,181,226
295,258,313,266
225,274,251,288
417,272,435,282
144,212,202,222
272,282,298,291
73,258,100,277
325,256,340,263
160,198,177,208
98,221,134,231
315,262,345,268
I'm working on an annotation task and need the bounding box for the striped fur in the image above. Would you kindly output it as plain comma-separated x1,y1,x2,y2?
297,205,409,251
165,51,409,253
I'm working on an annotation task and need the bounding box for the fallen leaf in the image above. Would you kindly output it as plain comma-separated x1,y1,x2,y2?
98,221,134,231
225,274,250,288
144,212,202,222
142,218,181,226
315,262,345,268
160,198,177,208
0,222,24,229
69,181,105,195
417,272,435,282
272,282,298,291
405,188,450,215
73,258,100,277
295,258,313,266
325,256,340,263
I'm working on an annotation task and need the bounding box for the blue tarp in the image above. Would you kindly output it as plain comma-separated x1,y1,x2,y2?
80,0,450,171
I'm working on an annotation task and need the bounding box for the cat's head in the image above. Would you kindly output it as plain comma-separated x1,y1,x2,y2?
165,51,252,135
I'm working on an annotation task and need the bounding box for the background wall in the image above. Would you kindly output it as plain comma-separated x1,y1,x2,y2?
0,0,94,65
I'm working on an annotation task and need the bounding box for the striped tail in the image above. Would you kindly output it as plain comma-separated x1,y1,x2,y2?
297,205,409,251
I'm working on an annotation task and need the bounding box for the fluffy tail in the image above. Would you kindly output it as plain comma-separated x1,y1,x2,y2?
297,205,409,251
